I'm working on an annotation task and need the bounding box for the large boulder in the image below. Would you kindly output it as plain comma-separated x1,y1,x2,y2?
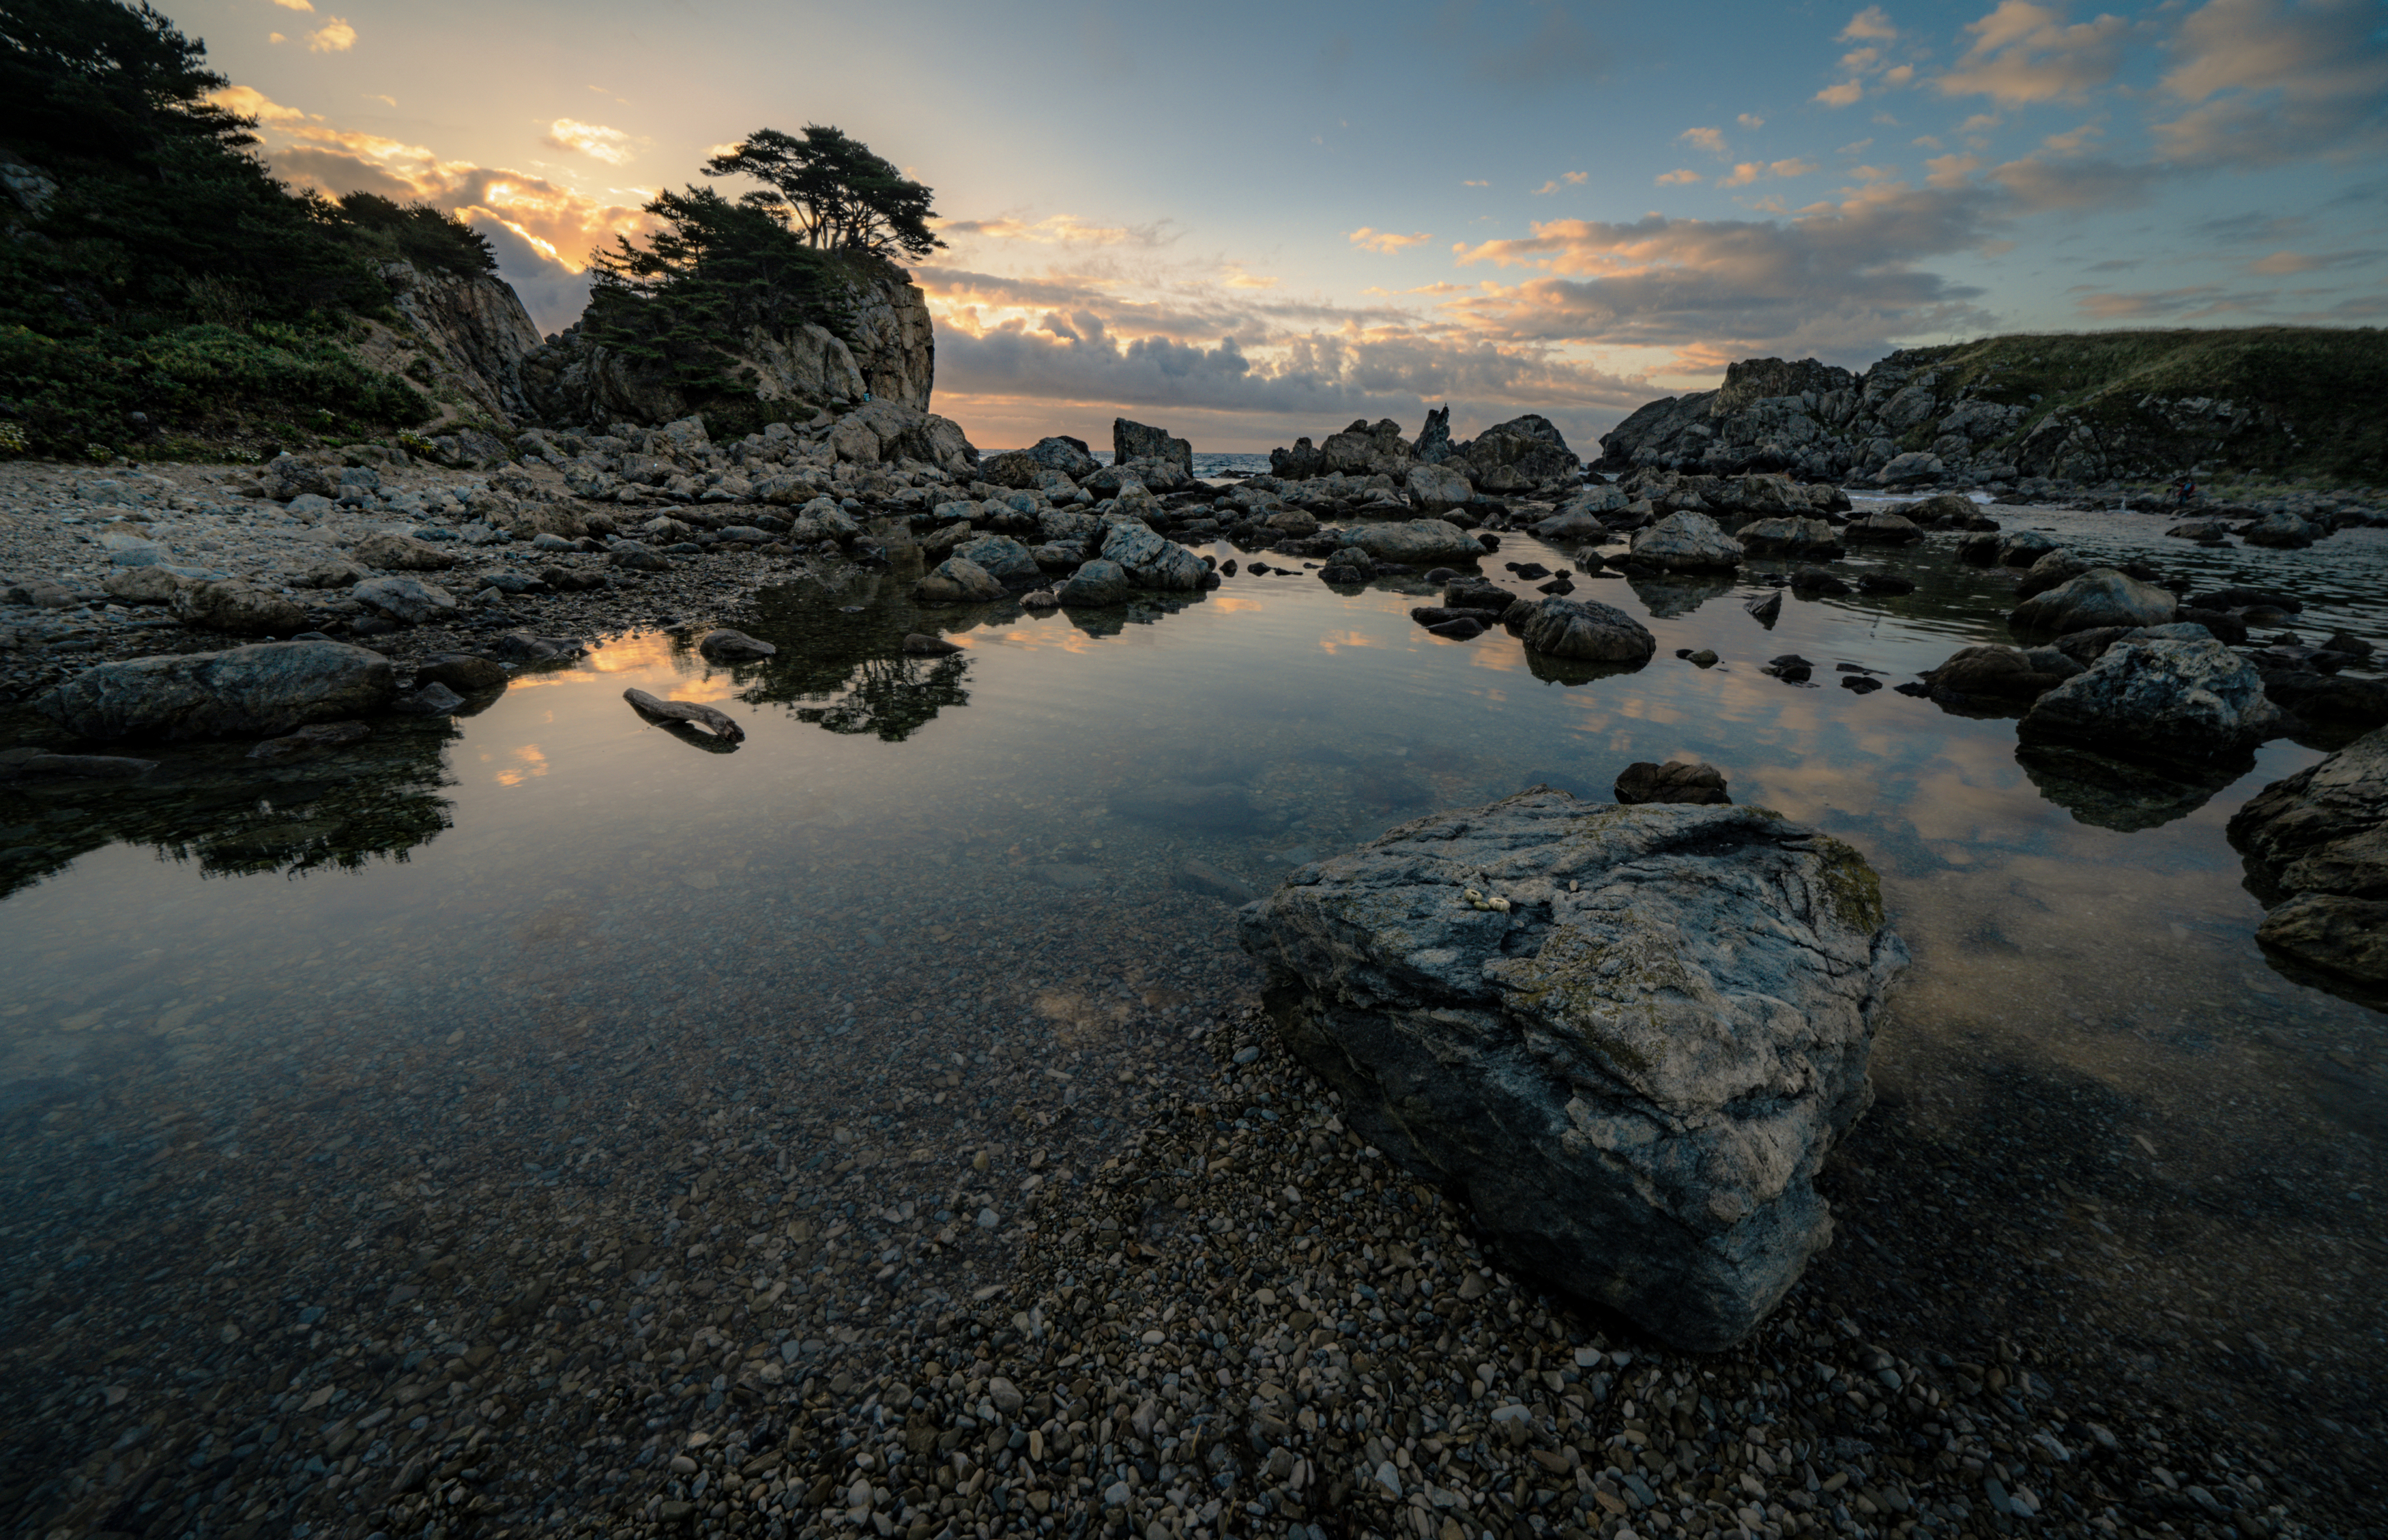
37,640,395,741
1350,519,1483,566
1920,643,2082,702
1113,419,1193,477
914,557,1006,604
171,579,308,637
2009,569,2179,635
2018,637,2284,758
1513,597,1656,663
351,576,460,627
1098,519,1207,590
1459,414,1578,491
1629,512,1743,572
1055,558,1131,607
353,531,460,571
2227,727,2388,1006
1407,461,1474,515
1735,517,1843,560
1842,510,1923,544
1237,791,1907,1351
2013,549,2095,600
2239,511,2319,549
952,534,1043,585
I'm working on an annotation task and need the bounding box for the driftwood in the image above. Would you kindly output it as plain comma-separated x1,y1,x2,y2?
624,688,744,743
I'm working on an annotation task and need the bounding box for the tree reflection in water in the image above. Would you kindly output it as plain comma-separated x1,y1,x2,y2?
793,652,971,741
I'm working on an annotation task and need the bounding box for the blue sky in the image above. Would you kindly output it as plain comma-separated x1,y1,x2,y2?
189,0,2388,451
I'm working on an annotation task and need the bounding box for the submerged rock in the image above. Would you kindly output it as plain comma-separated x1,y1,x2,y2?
37,640,394,742
1614,760,1730,804
1238,791,1906,1351
2228,726,2388,1006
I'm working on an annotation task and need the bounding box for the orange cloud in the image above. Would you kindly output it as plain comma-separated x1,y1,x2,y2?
1936,1,2130,103
1348,227,1434,254
307,17,355,52
544,118,635,165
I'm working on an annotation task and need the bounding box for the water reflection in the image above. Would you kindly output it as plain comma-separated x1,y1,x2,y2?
0,718,458,899
2015,740,2249,832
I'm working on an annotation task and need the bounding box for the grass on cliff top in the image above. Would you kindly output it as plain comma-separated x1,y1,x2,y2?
1899,326,2388,482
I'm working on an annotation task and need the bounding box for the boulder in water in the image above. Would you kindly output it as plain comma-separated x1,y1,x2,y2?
37,640,395,742
1237,790,1907,1351
2018,636,2284,758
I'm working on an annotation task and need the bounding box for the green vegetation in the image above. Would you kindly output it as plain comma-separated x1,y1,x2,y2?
1897,328,2388,484
581,126,937,421
0,0,485,454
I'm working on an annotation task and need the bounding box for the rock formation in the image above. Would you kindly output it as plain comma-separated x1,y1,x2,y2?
2227,727,2388,1007
1238,791,1908,1350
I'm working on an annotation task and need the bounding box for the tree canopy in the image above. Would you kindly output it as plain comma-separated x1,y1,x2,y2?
703,126,942,261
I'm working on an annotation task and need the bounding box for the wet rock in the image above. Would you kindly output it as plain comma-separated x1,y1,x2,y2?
1408,461,1474,514
1921,644,2082,702
246,721,371,762
1239,790,1906,1350
171,579,308,637
2239,511,2320,549
1789,566,1850,596
610,544,672,573
1629,512,1743,571
914,557,1006,605
2262,670,2388,731
1745,590,1783,624
1996,530,2059,568
1113,418,1193,476
2013,549,2097,600
2228,727,2388,1004
0,748,158,781
37,640,395,741
1350,519,1484,566
2018,637,2284,759
1513,597,1657,663
1020,587,1060,609
1174,860,1256,903
697,628,777,662
624,687,744,742
1855,572,1916,596
394,681,466,716
1056,559,1131,607
353,531,461,571
1736,517,1844,560
1098,520,1206,591
351,576,460,628
1844,510,1923,544
1614,760,1730,804
416,652,508,693
2166,517,2234,543
2009,569,2178,635
953,534,1043,585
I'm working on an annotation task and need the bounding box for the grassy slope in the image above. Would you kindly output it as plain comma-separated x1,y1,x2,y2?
1887,327,2388,483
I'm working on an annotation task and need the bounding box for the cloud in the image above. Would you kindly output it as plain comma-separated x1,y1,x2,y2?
1440,181,2001,368
1738,114,1767,130
1531,172,1590,195
1936,1,2131,103
207,85,309,123
1348,227,1434,255
937,214,1170,248
306,17,355,52
1925,153,1983,187
2245,248,2379,274
542,119,635,166
1656,169,1704,186
1987,154,2161,209
2153,0,2388,168
1816,80,1866,106
1463,179,1490,188
272,0,314,10
1221,266,1279,290
1679,126,1728,157
1841,6,1899,40
268,33,285,43
1720,159,1819,188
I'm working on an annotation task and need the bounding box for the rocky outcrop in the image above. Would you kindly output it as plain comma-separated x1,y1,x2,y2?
518,259,934,428
2227,728,2388,1006
375,261,544,426
2018,637,2284,758
1113,420,1192,477
37,641,394,740
1597,329,2388,487
1269,412,1580,491
1237,791,1907,1350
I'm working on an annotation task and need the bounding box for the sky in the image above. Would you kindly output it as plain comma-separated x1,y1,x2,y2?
182,0,2388,454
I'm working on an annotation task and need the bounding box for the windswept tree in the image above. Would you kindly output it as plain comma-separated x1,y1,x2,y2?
702,126,942,262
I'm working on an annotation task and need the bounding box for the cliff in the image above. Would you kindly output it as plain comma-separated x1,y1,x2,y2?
1599,328,2388,488
516,260,935,431
343,260,544,428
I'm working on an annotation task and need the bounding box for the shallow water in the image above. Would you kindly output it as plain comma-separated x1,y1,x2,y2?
3,502,2383,1484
